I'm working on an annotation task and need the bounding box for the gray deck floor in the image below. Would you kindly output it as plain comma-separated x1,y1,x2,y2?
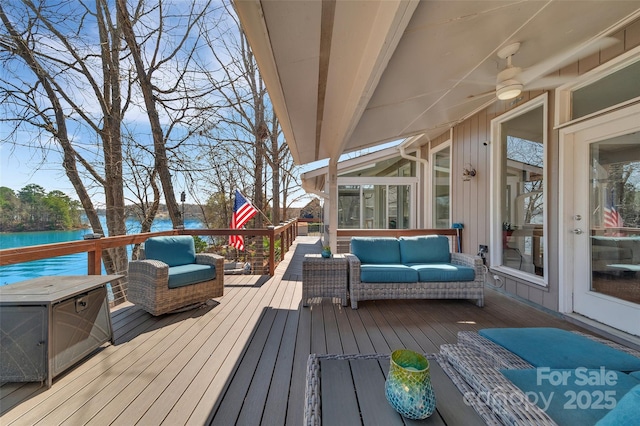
0,236,611,425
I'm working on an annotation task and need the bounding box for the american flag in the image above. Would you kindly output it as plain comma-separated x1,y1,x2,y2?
229,190,258,251
604,189,623,229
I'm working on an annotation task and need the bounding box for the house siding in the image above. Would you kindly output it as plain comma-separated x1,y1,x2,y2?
437,19,640,311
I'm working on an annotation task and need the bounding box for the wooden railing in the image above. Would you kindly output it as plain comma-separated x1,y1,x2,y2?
0,219,299,305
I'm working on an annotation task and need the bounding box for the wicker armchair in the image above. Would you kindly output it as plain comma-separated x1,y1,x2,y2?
127,236,224,316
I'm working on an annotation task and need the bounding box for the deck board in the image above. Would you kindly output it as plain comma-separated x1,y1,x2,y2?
2,236,636,426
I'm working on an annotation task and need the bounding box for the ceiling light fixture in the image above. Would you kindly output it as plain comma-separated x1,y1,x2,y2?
496,79,523,100
496,43,523,100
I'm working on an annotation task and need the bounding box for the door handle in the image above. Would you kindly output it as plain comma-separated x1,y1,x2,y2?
572,229,584,235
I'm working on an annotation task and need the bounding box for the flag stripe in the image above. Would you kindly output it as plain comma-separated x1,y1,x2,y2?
229,189,258,251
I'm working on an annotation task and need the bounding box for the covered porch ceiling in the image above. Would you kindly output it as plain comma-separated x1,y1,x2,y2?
234,0,640,165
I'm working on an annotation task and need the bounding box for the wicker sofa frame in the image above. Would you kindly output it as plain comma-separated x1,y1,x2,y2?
346,252,486,309
128,252,224,316
439,331,640,426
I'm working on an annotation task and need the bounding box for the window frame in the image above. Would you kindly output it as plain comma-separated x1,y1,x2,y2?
337,177,417,229
490,94,549,286
429,141,452,228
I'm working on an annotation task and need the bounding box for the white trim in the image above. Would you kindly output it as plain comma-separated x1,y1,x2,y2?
558,103,640,334
490,93,549,286
429,140,452,228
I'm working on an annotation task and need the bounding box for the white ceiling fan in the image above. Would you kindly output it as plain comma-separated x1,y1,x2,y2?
495,43,523,100
466,37,619,102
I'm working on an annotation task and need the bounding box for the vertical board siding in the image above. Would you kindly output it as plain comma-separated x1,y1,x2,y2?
440,20,640,310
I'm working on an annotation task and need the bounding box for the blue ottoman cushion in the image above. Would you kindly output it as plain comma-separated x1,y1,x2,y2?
596,384,640,425
501,368,640,426
479,328,640,372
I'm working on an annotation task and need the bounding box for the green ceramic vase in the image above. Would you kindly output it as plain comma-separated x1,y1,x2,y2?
385,349,436,420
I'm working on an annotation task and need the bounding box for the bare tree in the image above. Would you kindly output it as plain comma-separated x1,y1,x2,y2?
0,0,129,298
201,2,304,228
116,0,218,228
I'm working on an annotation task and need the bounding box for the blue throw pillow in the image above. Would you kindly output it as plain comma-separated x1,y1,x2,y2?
479,328,640,372
596,384,640,425
145,236,196,267
501,368,640,426
351,237,401,264
399,236,451,264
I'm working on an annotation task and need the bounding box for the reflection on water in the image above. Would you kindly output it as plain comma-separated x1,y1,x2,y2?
0,218,204,286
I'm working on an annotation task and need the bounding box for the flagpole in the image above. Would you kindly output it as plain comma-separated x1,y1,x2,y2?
256,207,273,226
236,189,273,226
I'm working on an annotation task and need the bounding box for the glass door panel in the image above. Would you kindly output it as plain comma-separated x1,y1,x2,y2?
589,137,640,305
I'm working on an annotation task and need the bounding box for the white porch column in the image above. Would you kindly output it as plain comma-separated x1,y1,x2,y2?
328,157,338,253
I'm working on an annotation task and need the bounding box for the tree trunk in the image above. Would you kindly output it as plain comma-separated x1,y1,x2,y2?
117,0,182,228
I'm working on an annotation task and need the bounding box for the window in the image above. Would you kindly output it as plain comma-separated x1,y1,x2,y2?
572,59,640,120
338,182,413,229
491,95,547,284
337,154,417,229
338,185,360,229
431,145,451,228
556,50,640,126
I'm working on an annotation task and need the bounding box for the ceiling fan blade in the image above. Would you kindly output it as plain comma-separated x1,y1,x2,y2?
466,90,496,100
525,75,576,91
520,36,619,85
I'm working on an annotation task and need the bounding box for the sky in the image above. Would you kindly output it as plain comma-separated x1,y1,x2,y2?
0,1,403,210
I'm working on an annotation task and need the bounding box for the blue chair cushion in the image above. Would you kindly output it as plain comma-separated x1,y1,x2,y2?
399,236,451,264
167,264,216,289
145,236,196,267
501,368,640,426
479,328,640,372
596,384,640,425
351,237,401,264
360,264,418,283
409,263,475,282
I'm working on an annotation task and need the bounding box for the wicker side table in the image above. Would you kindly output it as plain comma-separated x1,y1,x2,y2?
302,254,348,306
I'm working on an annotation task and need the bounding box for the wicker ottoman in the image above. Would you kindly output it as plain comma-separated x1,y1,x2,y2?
302,254,348,306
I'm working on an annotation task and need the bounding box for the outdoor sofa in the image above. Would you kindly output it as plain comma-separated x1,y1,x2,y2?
128,235,224,316
346,235,485,309
439,327,640,425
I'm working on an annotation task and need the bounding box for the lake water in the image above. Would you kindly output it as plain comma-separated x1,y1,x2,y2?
0,217,204,286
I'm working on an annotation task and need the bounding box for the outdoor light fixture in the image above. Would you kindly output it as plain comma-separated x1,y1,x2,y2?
495,43,523,101
462,165,476,181
496,79,523,100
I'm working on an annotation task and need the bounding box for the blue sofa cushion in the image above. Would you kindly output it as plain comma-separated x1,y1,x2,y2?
501,368,640,426
399,236,451,264
145,236,196,267
360,264,418,283
596,384,640,425
409,264,475,282
167,264,216,289
479,328,640,372
351,237,401,264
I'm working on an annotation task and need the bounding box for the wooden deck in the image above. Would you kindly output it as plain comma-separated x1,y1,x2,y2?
0,236,624,425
